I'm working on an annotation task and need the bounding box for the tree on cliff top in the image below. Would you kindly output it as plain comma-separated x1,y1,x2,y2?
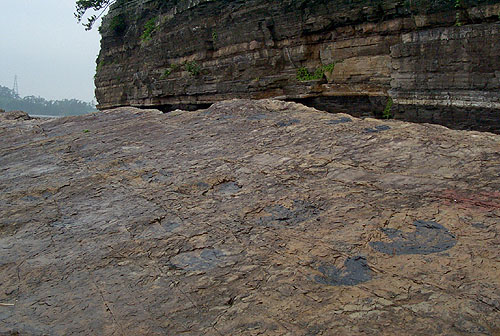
75,0,116,30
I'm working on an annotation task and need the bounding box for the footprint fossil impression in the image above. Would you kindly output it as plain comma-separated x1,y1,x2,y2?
370,220,457,255
315,256,372,286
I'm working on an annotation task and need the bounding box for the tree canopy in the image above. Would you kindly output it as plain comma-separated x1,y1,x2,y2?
0,86,96,117
75,0,116,30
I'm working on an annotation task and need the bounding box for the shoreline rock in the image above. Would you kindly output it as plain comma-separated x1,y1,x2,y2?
0,110,32,121
1,100,499,335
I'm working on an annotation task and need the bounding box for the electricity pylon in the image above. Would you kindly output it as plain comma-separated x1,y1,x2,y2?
13,75,19,95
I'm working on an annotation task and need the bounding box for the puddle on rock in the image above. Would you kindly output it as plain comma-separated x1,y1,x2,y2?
369,220,457,255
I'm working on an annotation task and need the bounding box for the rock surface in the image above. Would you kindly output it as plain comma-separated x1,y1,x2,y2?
1,99,500,335
0,110,32,121
95,0,500,131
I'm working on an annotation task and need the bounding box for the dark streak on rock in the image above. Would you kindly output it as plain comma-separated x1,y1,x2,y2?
22,195,39,202
162,221,180,232
471,222,488,229
364,125,391,133
216,115,234,121
276,119,300,127
257,200,320,227
247,114,268,120
326,117,352,125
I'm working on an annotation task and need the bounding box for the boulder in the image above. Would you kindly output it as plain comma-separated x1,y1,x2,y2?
0,110,32,121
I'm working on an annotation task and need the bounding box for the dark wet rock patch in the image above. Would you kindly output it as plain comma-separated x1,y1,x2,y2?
247,114,268,121
326,117,352,125
21,195,40,202
276,119,300,127
215,181,241,196
370,220,457,255
257,200,320,227
364,125,391,133
315,256,372,286
170,248,228,271
471,222,488,229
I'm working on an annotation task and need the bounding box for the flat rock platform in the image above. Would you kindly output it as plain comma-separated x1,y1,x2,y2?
1,100,499,335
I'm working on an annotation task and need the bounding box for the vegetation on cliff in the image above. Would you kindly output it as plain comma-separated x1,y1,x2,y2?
75,0,117,30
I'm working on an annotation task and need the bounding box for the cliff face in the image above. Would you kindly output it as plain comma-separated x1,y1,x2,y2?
95,0,500,131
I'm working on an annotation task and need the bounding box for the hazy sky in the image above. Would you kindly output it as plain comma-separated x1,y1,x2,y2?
0,1,104,102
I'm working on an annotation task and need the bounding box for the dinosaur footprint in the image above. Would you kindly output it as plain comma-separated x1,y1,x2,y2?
370,220,457,255
315,256,372,286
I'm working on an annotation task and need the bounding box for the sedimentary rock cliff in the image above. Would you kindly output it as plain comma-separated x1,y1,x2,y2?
1,100,500,334
95,0,500,131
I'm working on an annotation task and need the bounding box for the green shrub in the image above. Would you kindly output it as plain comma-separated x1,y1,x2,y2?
296,67,312,81
322,63,335,73
110,15,127,35
454,0,464,26
382,97,394,119
160,68,172,79
296,63,335,81
184,61,201,76
141,17,157,41
96,59,105,72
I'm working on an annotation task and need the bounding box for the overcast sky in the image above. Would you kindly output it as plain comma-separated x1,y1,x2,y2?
0,1,104,102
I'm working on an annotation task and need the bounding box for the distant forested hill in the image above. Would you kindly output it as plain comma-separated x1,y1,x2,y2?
0,85,96,116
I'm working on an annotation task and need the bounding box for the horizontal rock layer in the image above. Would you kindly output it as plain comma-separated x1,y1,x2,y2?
1,100,500,335
95,0,500,131
391,22,500,132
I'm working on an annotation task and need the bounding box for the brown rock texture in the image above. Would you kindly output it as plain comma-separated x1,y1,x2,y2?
95,0,500,131
1,99,500,335
0,110,32,121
